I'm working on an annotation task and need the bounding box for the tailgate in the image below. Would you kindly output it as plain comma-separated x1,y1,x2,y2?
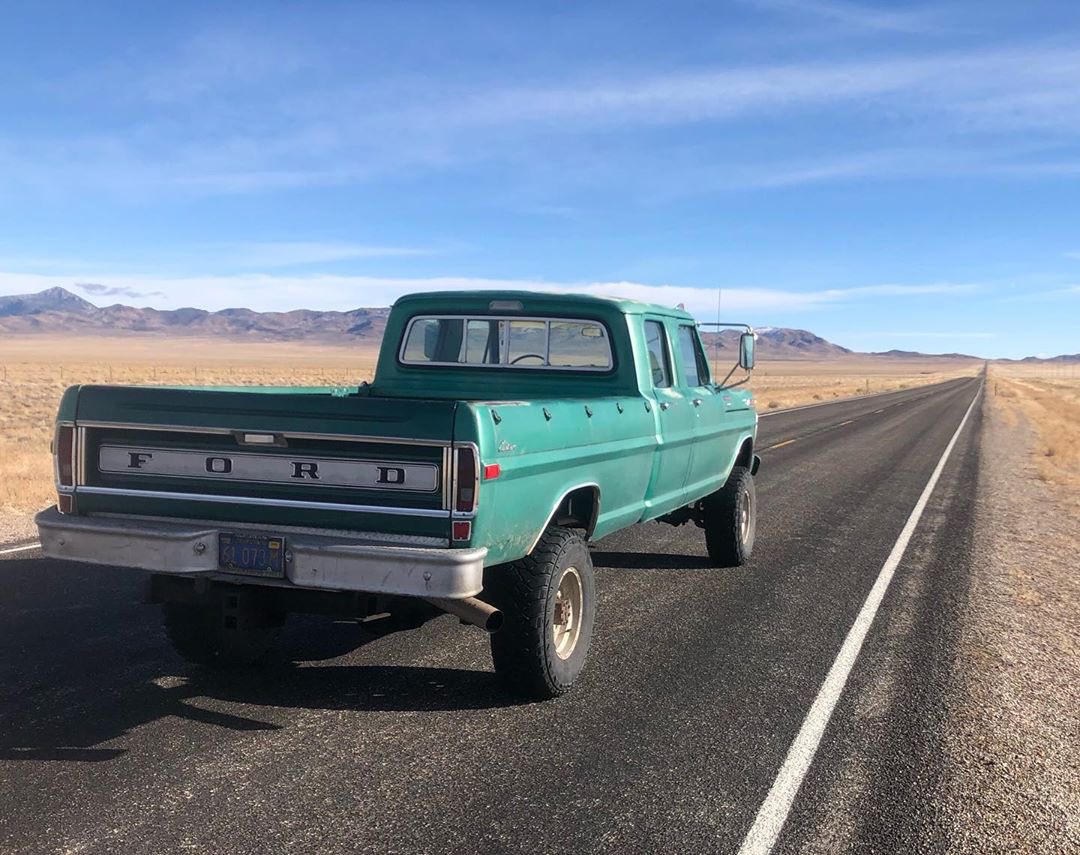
71,386,457,537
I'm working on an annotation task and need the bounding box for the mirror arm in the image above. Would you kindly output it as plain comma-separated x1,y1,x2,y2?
716,362,752,390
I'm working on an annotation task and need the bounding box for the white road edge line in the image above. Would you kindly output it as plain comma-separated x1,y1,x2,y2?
0,542,41,556
737,381,983,855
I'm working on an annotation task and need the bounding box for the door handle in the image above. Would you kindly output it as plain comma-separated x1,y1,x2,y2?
659,402,670,410
692,398,702,407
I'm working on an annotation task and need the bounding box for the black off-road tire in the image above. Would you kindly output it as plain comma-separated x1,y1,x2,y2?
704,466,757,567
163,589,284,668
485,526,596,700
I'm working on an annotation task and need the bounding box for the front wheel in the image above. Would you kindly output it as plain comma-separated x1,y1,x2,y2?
485,527,596,700
704,466,756,567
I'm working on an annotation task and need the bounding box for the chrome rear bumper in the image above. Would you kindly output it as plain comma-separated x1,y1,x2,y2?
35,508,486,599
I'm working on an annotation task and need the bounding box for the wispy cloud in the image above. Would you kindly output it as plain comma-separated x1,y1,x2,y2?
137,29,316,103
746,0,945,34
6,41,1080,198
997,284,1080,301
220,241,433,269
413,45,1080,138
0,270,981,317
75,282,165,300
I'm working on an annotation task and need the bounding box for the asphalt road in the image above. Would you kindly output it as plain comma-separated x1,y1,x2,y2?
0,376,984,854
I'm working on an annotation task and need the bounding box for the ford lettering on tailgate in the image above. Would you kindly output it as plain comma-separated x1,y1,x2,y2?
98,445,439,492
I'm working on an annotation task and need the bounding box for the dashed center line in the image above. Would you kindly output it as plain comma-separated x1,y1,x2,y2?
763,416,858,451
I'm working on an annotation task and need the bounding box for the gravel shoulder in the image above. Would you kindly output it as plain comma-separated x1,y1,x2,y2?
941,391,1080,852
0,509,38,546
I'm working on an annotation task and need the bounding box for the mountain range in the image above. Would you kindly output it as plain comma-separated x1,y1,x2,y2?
0,285,1060,362
0,286,390,342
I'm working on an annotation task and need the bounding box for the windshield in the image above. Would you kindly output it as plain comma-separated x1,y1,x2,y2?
400,315,613,371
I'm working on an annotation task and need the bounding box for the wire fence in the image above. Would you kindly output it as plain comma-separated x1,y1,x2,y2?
993,362,1080,380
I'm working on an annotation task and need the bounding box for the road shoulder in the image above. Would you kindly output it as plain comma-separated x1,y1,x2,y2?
941,391,1080,852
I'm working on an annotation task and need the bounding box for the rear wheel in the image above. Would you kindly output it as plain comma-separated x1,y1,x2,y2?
704,466,756,567
163,588,284,668
486,527,596,700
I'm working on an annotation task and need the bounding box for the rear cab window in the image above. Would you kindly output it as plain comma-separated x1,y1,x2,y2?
400,316,613,371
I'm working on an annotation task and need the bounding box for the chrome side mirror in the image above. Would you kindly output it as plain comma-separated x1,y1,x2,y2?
739,332,755,370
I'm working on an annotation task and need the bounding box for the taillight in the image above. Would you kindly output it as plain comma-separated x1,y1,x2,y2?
454,445,479,514
56,425,75,488
55,425,77,514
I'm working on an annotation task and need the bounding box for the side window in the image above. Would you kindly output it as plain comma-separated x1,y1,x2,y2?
644,320,672,388
677,324,709,387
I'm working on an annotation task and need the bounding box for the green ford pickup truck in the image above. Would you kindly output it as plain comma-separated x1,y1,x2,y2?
37,291,759,698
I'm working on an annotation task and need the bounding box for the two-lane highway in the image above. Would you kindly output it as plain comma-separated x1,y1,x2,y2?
0,376,983,854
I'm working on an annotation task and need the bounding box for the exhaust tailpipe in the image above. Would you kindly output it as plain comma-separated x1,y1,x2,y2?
425,597,503,633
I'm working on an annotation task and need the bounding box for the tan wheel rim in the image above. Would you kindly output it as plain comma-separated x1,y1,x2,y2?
553,566,584,660
740,488,753,543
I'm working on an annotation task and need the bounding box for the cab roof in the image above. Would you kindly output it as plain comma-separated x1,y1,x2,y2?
392,290,695,322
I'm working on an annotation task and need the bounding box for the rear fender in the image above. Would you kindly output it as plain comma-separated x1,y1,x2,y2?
525,483,600,554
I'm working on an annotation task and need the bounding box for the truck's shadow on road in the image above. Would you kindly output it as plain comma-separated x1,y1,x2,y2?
1,659,517,763
0,572,524,764
590,549,714,570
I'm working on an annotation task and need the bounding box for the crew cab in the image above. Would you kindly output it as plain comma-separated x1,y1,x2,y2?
37,291,759,698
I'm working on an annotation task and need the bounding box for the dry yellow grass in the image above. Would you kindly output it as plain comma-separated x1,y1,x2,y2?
0,335,979,534
988,363,1080,520
744,357,981,410
0,337,378,530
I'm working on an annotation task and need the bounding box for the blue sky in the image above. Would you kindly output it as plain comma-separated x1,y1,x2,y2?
1,0,1079,358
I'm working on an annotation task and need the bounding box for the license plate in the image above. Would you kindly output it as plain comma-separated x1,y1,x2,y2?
218,532,286,578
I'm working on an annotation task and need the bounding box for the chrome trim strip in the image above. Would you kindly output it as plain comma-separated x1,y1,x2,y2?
80,421,233,434
77,427,88,487
77,486,451,518
89,511,450,546
77,421,451,448
441,447,453,510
